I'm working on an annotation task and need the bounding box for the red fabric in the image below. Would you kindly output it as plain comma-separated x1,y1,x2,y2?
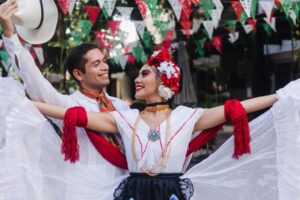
187,99,250,159
186,125,223,156
62,106,128,169
225,100,251,159
62,107,87,163
86,130,128,169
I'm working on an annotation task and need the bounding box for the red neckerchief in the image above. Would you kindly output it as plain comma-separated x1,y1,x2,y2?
78,87,128,169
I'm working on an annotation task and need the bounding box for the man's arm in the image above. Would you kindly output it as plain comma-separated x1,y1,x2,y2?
0,0,67,106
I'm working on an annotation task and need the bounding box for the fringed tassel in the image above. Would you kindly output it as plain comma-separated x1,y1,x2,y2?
224,100,251,159
61,107,87,163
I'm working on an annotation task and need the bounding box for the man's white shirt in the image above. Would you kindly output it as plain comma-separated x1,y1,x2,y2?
3,34,130,172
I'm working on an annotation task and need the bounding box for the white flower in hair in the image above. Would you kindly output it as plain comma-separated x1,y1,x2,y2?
157,61,177,79
158,85,174,100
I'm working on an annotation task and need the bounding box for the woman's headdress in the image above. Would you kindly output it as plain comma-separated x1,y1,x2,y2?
147,49,181,100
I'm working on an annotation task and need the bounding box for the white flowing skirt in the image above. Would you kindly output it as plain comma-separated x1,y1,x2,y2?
1,77,300,200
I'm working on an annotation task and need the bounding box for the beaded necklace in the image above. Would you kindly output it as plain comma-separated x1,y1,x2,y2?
131,109,172,176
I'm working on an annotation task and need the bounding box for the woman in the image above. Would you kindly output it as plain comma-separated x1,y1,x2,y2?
30,50,300,200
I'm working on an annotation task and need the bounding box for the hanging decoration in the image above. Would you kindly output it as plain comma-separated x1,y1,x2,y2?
57,0,71,15
68,0,76,15
84,6,101,25
108,20,121,36
133,46,147,63
228,32,239,43
79,20,92,35
168,0,183,21
94,30,113,49
103,0,117,17
259,1,274,22
201,0,215,19
203,20,214,39
243,24,253,34
127,53,136,64
232,1,244,20
117,54,128,70
97,0,104,8
145,0,158,12
194,39,206,57
212,36,223,53
211,9,222,28
193,19,202,33
142,31,153,49
225,20,237,33
116,7,134,20
264,17,276,32
262,22,273,36
239,0,252,17
135,0,148,18
246,18,257,31
281,0,292,17
133,20,146,38
250,0,258,18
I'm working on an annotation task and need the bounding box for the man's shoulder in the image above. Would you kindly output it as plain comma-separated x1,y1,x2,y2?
107,95,130,111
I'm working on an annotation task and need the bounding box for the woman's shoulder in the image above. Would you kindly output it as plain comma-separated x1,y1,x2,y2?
173,105,205,113
111,109,140,127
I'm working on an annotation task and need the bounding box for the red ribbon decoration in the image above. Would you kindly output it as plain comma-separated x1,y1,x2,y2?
84,5,101,25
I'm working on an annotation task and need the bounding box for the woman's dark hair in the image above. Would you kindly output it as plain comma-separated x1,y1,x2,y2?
66,43,99,81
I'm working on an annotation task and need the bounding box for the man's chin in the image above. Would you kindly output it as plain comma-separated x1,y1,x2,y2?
99,80,110,87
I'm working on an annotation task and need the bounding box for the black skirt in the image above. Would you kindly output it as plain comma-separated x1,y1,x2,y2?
113,173,194,200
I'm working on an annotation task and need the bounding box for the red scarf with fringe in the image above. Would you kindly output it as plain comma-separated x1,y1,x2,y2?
61,100,250,168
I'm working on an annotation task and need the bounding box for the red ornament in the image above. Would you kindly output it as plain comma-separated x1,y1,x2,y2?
107,20,121,36
212,36,223,53
57,0,70,15
84,6,101,25
231,1,244,20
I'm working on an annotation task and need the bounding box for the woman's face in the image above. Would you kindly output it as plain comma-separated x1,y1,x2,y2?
134,64,161,101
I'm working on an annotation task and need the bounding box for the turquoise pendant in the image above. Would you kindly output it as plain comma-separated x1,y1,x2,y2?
170,194,179,200
148,130,160,141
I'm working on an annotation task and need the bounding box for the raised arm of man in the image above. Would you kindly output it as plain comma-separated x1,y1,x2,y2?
0,0,68,106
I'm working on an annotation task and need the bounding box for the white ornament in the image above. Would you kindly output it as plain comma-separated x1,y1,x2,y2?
158,85,174,100
157,61,176,79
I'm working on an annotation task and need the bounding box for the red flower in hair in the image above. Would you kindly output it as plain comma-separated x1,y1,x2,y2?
147,50,181,95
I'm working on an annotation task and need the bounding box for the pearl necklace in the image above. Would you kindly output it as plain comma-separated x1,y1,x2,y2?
131,110,172,176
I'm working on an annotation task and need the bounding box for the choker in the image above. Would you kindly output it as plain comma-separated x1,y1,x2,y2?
144,104,170,112
145,102,168,107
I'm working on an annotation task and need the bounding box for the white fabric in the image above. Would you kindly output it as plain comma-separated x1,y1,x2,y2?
0,77,128,200
2,76,300,199
1,35,129,178
111,107,204,173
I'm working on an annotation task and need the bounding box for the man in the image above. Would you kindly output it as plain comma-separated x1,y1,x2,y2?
0,0,129,173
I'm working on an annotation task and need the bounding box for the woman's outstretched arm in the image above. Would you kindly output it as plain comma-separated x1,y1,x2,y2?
32,101,118,133
194,94,278,131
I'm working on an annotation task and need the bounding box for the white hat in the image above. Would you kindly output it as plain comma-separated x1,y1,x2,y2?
11,0,58,44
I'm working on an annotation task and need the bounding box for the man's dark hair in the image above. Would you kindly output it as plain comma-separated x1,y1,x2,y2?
66,43,99,81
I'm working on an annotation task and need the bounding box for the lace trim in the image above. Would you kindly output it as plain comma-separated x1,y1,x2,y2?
179,178,194,200
113,177,129,200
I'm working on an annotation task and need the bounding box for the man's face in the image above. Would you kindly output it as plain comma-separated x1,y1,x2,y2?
74,48,110,91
